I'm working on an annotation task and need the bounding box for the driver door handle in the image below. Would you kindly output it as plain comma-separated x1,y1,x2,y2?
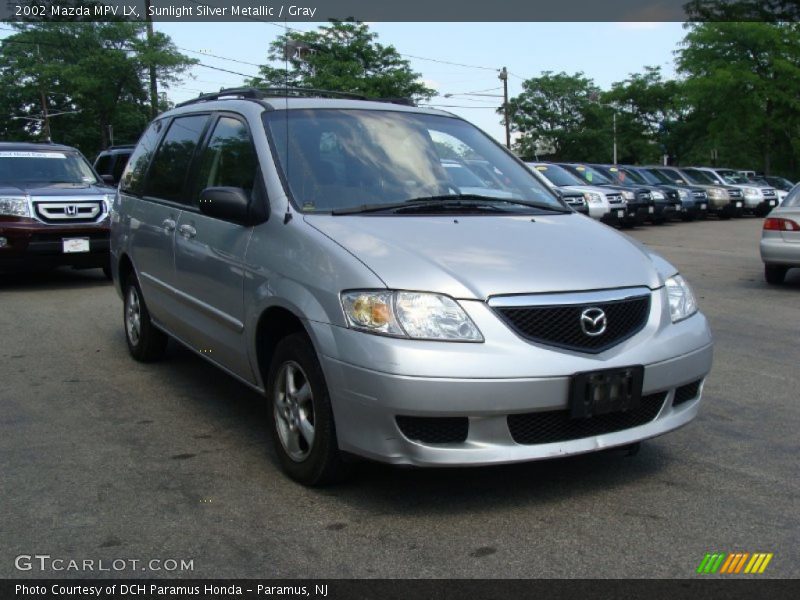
178,224,197,239
162,218,176,232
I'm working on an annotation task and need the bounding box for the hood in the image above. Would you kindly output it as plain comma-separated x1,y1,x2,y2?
560,185,609,197
305,213,669,299
0,182,111,197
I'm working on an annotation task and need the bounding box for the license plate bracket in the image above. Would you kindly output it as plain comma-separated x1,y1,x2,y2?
569,366,644,419
62,238,90,253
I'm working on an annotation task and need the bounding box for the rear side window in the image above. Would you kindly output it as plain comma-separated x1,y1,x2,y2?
145,115,209,203
94,154,111,175
111,152,130,182
193,117,257,200
120,120,164,194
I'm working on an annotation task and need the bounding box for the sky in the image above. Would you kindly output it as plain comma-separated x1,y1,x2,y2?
0,21,688,143
157,22,688,142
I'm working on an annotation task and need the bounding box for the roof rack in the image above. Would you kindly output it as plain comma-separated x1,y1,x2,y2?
175,86,415,108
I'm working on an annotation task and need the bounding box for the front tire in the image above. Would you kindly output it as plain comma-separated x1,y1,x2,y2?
266,333,348,486
123,275,167,361
765,264,787,285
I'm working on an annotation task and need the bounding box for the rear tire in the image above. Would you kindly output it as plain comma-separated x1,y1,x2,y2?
765,264,787,285
123,275,167,362
266,333,349,486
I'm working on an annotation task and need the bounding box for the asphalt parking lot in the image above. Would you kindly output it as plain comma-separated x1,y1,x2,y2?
1,216,798,579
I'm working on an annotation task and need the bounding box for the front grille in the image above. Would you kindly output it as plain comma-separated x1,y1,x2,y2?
728,189,743,199
667,190,679,201
606,193,624,205
692,191,707,200
638,192,652,201
34,201,104,224
763,188,776,198
496,295,650,354
562,194,585,207
674,379,702,406
396,416,468,444
507,392,667,445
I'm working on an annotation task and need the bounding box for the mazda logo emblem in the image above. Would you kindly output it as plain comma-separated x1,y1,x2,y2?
580,307,607,337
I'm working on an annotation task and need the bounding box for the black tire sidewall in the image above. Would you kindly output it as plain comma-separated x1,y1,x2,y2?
123,275,166,362
266,333,343,485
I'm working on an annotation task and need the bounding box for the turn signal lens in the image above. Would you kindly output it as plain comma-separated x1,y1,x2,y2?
764,217,800,231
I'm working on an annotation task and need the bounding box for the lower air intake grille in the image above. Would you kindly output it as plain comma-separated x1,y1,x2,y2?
396,416,468,444
674,380,702,406
507,392,667,445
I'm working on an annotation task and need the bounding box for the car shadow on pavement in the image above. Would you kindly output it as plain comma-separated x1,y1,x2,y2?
0,267,110,291
159,342,670,515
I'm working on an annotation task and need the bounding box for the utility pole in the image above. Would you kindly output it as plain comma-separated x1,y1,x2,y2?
145,0,158,119
612,110,617,165
499,67,510,150
39,89,51,142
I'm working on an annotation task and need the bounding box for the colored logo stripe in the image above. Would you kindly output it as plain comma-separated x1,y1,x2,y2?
697,552,773,574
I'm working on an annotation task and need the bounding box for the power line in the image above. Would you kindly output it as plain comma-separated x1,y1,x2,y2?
177,46,263,68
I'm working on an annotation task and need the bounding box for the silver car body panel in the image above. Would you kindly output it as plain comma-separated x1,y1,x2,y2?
111,98,714,467
760,206,800,266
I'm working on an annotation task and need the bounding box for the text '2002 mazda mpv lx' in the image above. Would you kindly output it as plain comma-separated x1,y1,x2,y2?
110,88,713,486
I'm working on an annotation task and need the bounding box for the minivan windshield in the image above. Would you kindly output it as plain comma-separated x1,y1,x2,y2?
529,163,585,187
560,164,613,186
263,109,562,213
716,169,749,185
0,150,98,185
683,169,718,185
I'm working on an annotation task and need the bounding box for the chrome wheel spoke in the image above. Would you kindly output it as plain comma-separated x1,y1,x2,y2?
298,414,315,447
295,382,311,404
273,360,315,462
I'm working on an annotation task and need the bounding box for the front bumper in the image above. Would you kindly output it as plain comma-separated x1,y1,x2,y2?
312,289,713,466
0,218,110,271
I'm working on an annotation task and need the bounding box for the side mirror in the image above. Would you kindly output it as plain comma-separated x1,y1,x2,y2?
100,174,116,186
199,187,264,225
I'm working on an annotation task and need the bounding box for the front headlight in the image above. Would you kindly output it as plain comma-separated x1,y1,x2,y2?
103,193,115,217
583,192,602,204
743,187,760,199
622,190,635,200
665,275,698,323
0,196,30,217
652,190,665,200
708,187,727,200
341,290,483,342
678,189,688,199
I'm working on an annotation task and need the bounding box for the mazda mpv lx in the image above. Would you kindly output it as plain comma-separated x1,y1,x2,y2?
110,88,713,485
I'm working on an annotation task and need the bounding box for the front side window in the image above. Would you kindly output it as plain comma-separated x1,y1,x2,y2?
145,115,209,203
264,109,560,214
193,117,258,202
0,151,97,185
717,169,748,185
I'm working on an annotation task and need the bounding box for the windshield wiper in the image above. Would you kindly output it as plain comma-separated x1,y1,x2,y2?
331,194,570,215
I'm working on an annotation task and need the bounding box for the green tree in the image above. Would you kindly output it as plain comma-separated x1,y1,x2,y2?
603,66,686,164
0,19,195,157
677,22,800,174
506,71,612,161
250,20,434,102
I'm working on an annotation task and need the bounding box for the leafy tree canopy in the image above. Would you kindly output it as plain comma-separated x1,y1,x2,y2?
249,20,435,102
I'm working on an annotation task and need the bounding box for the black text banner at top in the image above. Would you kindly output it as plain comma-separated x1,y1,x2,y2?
2,0,797,22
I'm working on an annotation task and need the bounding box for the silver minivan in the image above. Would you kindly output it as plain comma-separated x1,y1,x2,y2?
110,89,713,485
